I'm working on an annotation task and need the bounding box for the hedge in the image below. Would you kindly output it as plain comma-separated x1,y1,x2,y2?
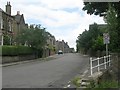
17,46,34,55
1,45,34,56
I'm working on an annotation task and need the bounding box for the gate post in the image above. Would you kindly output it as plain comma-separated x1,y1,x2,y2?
104,56,106,69
97,57,100,72
90,57,93,75
109,55,111,66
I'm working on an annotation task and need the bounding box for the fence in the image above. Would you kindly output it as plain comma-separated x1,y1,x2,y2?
90,55,111,75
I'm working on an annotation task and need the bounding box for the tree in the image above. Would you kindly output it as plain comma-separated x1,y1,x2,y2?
105,4,119,52
82,2,120,17
15,24,49,58
92,36,104,51
16,24,48,49
82,2,120,52
76,23,105,55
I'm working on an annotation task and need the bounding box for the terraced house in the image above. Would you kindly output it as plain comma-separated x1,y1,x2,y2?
56,40,70,53
0,2,27,45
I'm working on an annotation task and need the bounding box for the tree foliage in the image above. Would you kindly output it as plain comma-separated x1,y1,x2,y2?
16,24,48,50
82,2,120,17
76,23,105,55
82,2,120,52
105,4,119,52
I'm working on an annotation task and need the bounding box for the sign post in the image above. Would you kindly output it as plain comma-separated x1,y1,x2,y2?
103,33,110,56
106,43,108,56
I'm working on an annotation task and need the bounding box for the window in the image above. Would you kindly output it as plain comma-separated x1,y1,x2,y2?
0,18,3,29
0,21,2,29
8,21,12,31
0,35,3,45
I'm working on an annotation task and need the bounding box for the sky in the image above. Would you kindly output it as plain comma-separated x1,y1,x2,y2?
1,0,105,50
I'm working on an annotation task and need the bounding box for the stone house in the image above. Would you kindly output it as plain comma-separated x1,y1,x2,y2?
0,8,4,45
0,2,26,45
69,48,75,53
56,40,70,53
43,33,56,57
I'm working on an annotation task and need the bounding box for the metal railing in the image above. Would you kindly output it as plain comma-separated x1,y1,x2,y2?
90,55,111,75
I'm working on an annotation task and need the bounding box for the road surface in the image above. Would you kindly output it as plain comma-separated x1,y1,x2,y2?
2,53,90,88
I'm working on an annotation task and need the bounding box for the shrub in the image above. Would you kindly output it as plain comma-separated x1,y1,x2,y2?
72,76,81,87
96,80,119,88
34,48,43,58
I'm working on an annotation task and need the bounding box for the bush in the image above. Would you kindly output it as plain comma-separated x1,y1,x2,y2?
2,45,34,56
72,76,81,87
34,48,43,58
96,80,119,88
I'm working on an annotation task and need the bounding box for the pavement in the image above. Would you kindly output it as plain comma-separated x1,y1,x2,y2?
63,67,91,88
62,56,104,88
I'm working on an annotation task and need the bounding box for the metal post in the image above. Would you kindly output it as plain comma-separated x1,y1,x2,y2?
109,55,111,66
97,57,100,72
106,44,108,56
90,57,93,76
104,56,106,69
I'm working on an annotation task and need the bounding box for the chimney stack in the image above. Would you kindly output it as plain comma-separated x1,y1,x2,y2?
17,11,20,15
6,1,11,15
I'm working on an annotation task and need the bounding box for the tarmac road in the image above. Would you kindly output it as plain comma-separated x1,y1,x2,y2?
2,53,90,88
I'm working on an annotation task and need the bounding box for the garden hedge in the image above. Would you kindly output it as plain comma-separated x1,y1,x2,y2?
1,45,34,56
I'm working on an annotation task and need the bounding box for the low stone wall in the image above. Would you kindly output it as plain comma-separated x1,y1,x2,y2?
2,55,36,64
111,53,120,80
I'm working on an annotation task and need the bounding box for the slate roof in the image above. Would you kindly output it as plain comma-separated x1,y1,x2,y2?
14,15,21,23
13,14,24,24
0,8,3,12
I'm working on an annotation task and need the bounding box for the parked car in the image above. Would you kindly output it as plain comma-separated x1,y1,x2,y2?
58,50,63,54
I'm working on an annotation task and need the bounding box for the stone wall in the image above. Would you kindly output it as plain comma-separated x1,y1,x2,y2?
111,53,120,80
2,54,36,64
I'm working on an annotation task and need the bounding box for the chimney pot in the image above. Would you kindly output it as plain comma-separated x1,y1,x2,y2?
7,2,10,5
17,11,20,15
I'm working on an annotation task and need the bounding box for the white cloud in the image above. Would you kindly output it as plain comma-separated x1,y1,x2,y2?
40,0,84,9
1,0,105,50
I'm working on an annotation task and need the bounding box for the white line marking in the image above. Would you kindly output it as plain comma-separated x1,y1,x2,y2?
67,84,70,87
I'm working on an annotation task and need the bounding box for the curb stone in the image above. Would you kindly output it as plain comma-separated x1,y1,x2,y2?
2,55,57,67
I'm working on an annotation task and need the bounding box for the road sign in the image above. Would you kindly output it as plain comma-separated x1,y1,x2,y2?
103,33,110,44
